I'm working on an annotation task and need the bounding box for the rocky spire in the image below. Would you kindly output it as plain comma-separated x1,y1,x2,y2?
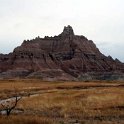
60,25,74,37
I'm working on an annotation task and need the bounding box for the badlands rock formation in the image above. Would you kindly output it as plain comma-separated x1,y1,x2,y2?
0,25,124,80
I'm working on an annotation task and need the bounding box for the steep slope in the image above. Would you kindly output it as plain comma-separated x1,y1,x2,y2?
0,25,124,80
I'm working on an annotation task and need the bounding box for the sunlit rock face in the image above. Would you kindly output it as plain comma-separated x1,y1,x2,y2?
0,25,124,80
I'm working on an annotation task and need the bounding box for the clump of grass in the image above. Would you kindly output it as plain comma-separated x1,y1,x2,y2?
0,115,54,124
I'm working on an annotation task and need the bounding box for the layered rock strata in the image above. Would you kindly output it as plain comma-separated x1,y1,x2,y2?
0,25,124,80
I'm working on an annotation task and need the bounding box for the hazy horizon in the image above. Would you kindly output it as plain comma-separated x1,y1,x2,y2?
0,0,124,62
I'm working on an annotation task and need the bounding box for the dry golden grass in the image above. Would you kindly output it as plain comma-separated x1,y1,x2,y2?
0,115,54,124
0,79,124,124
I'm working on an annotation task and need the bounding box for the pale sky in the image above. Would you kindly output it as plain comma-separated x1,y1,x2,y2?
0,0,124,62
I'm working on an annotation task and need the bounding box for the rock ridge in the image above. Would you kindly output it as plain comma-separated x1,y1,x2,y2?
0,26,124,80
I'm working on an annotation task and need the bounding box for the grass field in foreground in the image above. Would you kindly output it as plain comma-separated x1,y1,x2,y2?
0,79,124,124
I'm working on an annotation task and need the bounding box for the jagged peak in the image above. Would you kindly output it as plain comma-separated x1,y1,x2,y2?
59,25,74,37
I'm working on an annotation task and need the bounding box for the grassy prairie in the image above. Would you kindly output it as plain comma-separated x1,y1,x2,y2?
0,79,124,124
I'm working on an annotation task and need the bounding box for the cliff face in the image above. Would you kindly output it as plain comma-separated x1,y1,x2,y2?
0,25,124,80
